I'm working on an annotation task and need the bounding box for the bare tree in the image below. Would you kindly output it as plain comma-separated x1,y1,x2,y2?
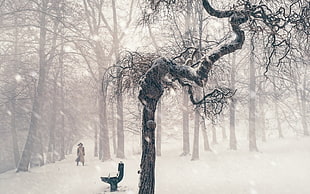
137,0,309,193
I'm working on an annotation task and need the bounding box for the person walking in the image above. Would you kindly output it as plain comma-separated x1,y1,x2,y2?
76,143,85,166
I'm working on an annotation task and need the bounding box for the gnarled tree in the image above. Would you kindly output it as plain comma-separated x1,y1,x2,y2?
137,0,309,193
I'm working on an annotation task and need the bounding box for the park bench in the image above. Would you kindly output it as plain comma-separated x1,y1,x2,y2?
100,162,124,192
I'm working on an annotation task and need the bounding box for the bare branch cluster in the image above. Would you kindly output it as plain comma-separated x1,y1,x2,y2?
107,51,160,92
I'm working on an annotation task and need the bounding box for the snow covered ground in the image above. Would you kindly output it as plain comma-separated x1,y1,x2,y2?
0,137,310,194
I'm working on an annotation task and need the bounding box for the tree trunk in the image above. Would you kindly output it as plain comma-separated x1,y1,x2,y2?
10,17,20,167
10,99,20,167
111,103,117,155
59,27,65,161
221,122,227,140
99,89,111,161
112,0,125,159
138,99,159,194
17,0,48,172
249,39,258,152
94,124,98,157
211,123,218,144
182,88,190,156
181,0,192,157
258,93,266,142
47,79,57,163
229,53,237,150
191,107,200,160
274,100,283,138
156,99,162,156
301,66,309,136
273,76,284,138
201,117,211,151
116,85,125,159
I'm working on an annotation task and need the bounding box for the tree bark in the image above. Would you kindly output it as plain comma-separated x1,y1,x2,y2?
156,99,162,156
138,95,159,194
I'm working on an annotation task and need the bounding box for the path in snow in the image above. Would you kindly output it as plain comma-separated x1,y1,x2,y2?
0,137,309,194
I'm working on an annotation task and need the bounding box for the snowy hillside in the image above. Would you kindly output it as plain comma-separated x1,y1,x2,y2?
0,137,309,194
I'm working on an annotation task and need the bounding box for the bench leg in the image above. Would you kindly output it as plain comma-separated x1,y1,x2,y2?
110,183,118,192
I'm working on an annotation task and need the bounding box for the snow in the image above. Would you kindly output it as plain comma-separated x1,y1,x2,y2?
14,74,22,82
1,137,310,194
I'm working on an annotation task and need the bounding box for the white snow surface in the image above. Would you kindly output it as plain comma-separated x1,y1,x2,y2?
1,137,310,194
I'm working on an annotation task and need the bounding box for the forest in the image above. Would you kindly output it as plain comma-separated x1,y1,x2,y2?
0,0,309,194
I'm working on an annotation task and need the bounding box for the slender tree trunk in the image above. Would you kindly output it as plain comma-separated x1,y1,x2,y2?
99,89,111,161
10,99,20,167
182,88,190,156
181,0,192,156
221,123,227,140
258,93,266,142
274,100,283,138
273,76,284,138
94,124,98,157
191,107,200,160
249,39,258,152
116,89,125,158
229,53,237,150
211,124,218,144
59,27,65,161
17,0,48,172
111,103,117,155
10,17,20,167
156,99,162,156
47,79,57,163
301,66,309,136
112,0,125,159
201,117,211,151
